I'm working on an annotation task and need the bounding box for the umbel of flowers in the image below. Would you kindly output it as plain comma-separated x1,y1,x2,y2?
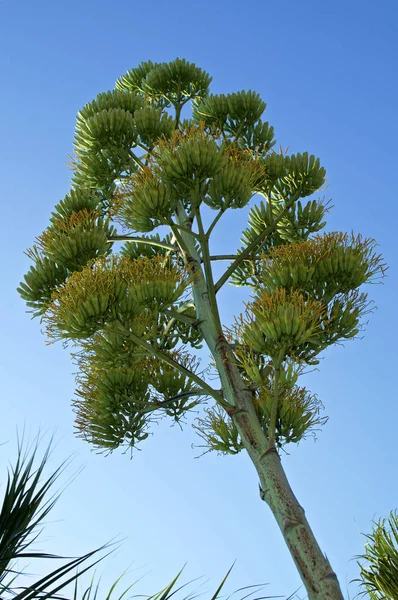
18,58,386,600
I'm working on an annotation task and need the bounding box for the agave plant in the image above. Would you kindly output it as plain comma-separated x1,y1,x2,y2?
18,57,387,599
357,510,398,600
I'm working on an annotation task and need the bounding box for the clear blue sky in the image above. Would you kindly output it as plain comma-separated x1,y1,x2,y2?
1,0,397,597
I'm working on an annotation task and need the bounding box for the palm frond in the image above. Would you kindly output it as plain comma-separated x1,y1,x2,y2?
71,565,279,600
0,435,111,599
0,435,67,587
356,510,398,599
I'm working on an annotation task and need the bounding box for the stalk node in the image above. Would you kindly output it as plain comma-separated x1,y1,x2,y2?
282,517,302,533
320,570,338,581
226,407,247,418
259,484,268,501
260,445,279,459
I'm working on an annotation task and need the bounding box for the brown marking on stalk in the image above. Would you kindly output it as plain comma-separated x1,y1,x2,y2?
260,445,279,459
215,331,230,364
289,543,319,594
214,332,261,449
186,256,198,272
225,407,247,418
216,332,246,394
282,517,302,534
294,527,322,592
320,570,339,581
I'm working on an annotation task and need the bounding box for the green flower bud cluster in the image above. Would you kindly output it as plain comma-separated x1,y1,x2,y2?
116,60,161,94
239,120,275,154
241,288,325,359
75,109,138,154
115,168,177,233
45,255,188,340
231,196,328,288
276,199,327,243
19,190,114,315
133,106,174,147
234,231,385,369
157,135,228,186
142,58,212,105
74,331,202,450
17,250,69,316
193,405,243,456
216,346,327,448
205,161,253,210
254,380,327,447
159,303,203,351
120,234,173,260
38,210,115,272
50,188,105,225
72,150,129,194
73,85,175,192
259,152,326,198
149,352,202,416
321,291,368,343
73,90,144,192
193,90,266,130
116,58,211,107
260,233,384,301
74,365,151,451
79,323,150,371
76,89,144,127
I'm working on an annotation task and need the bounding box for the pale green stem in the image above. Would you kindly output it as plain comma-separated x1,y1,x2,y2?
166,221,201,240
209,254,255,261
107,235,177,252
168,216,198,257
160,304,198,349
140,389,210,414
267,364,280,449
206,208,225,239
195,205,223,334
163,304,197,326
121,326,220,403
163,389,210,403
255,450,344,600
174,103,182,128
128,150,146,169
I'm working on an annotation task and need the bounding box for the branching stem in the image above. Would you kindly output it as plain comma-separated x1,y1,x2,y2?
120,325,220,402
141,389,211,414
160,303,198,349
206,208,225,239
163,304,197,326
107,235,178,252
209,254,254,262
166,221,201,240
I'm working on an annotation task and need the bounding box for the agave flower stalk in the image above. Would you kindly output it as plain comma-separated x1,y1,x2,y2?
18,58,387,599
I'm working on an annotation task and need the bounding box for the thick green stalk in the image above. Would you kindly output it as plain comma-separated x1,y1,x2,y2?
267,362,281,449
213,341,344,599
245,429,344,599
175,205,344,599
